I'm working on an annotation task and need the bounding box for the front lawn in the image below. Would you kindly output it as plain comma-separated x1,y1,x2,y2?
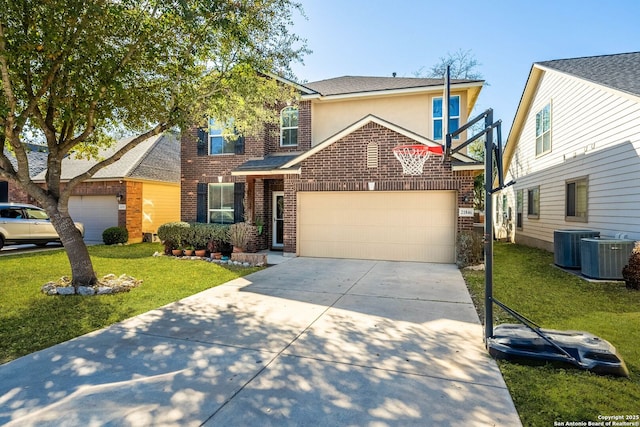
0,243,262,364
462,243,640,427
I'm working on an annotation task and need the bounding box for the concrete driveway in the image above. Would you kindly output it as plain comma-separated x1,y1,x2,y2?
0,258,521,426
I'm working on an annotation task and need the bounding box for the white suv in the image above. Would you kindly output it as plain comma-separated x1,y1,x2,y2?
0,203,84,249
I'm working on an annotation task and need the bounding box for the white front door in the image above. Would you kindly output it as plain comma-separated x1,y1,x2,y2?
272,191,284,248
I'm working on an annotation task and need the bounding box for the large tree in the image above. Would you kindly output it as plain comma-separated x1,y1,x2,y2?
0,0,306,287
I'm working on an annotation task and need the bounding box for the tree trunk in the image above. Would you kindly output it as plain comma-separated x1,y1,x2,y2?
48,208,97,288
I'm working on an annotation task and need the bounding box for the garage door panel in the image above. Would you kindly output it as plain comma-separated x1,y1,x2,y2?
298,191,456,263
69,195,118,243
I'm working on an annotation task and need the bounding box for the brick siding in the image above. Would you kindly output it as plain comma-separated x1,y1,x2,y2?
282,122,475,253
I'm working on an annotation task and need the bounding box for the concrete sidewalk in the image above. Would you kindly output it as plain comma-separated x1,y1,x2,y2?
0,258,521,426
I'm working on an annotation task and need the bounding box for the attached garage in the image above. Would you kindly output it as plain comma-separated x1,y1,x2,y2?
69,195,119,242
297,191,456,263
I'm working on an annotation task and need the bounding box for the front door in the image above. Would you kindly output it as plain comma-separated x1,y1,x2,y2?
272,191,284,248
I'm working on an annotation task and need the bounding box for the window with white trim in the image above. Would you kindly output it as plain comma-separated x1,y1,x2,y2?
208,183,234,224
566,177,588,222
280,106,298,146
535,103,551,156
433,95,460,140
527,187,540,218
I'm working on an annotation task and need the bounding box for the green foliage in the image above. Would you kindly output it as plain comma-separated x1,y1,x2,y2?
101,227,129,245
157,221,191,251
462,243,640,426
456,231,483,267
0,0,307,285
189,222,228,250
0,243,262,364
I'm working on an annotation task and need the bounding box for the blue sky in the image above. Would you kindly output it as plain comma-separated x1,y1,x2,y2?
290,0,640,137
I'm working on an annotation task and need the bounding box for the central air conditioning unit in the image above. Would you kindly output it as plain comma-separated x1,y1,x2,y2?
580,238,635,280
554,230,600,268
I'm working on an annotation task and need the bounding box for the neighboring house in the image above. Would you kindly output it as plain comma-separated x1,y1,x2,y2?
2,144,49,203
496,52,640,251
10,132,181,243
182,75,485,263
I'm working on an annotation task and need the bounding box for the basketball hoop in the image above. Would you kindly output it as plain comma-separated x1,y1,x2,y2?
392,144,443,175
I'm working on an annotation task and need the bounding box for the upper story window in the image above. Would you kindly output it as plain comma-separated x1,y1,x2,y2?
535,103,552,156
433,95,460,140
280,106,298,147
209,118,240,155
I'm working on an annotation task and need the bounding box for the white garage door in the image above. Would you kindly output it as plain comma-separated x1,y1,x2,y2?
298,191,456,263
69,195,119,243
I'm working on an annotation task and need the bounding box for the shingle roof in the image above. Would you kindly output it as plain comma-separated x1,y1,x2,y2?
33,132,180,183
303,75,483,96
234,154,300,172
4,144,49,178
537,52,640,97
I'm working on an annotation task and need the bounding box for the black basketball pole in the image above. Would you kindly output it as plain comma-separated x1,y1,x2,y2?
484,109,494,341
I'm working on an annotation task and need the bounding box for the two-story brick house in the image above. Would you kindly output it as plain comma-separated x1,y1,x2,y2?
181,75,485,263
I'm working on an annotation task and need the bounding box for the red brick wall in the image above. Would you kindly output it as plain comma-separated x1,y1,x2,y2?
282,122,475,253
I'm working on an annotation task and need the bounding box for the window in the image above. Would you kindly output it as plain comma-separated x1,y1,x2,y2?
280,106,298,146
209,118,240,155
527,187,540,218
208,183,235,224
516,190,523,228
433,95,460,140
566,177,588,222
535,103,551,156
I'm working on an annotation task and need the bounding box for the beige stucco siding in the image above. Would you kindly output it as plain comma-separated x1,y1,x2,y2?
311,91,468,145
141,182,181,234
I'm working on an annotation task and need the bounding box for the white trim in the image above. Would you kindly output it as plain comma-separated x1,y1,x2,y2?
280,106,299,147
301,81,484,102
279,114,475,169
272,191,284,248
280,115,442,169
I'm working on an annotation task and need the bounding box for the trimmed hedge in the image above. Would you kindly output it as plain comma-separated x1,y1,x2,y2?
102,227,129,245
157,222,229,254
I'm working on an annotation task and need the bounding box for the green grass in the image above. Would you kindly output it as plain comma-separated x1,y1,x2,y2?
0,243,262,364
462,243,640,427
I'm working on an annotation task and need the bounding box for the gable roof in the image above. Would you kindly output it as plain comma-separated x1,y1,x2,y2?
503,52,640,176
33,132,180,183
280,114,480,170
303,75,484,97
537,52,640,97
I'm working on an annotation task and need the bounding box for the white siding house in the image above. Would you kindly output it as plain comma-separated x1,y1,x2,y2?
497,52,640,251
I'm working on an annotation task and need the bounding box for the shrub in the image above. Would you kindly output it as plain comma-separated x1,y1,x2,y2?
102,227,129,245
157,222,191,253
190,223,228,251
456,230,484,268
228,222,252,251
622,241,640,290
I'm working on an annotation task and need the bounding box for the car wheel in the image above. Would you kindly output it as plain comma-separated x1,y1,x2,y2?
0,235,4,250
